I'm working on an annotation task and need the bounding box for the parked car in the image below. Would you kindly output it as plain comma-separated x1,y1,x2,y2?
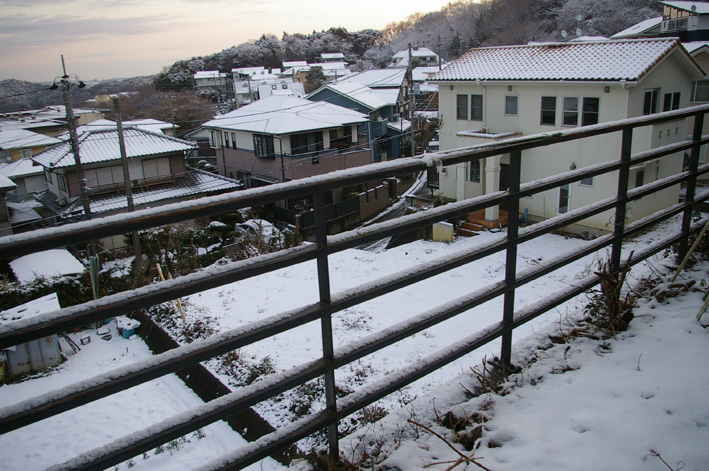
235,219,284,246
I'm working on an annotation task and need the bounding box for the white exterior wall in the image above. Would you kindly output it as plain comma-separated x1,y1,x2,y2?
436,53,693,232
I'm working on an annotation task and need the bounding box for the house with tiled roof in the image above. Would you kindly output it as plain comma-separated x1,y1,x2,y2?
429,37,706,233
0,129,63,163
31,128,240,245
202,95,369,203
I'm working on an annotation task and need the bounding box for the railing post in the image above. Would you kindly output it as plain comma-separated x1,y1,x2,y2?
611,128,633,271
500,150,521,367
679,111,704,261
313,191,340,464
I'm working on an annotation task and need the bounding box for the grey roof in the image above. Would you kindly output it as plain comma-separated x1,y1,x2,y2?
32,128,194,169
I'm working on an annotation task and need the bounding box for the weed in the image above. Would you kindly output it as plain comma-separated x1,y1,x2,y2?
584,255,636,334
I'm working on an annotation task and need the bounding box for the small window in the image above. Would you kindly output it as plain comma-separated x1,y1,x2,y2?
635,169,645,188
471,94,483,121
253,134,275,158
469,159,481,182
563,97,579,126
271,84,277,90
692,81,709,102
580,176,594,186
582,97,600,126
44,169,53,184
558,183,570,214
643,88,660,115
541,96,556,125
655,164,660,181
456,94,468,120
231,133,236,149
58,174,67,192
505,95,518,115
662,93,679,111
20,149,32,159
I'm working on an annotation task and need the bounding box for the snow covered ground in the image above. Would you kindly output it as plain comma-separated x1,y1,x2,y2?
339,258,709,471
0,322,282,471
1,216,706,470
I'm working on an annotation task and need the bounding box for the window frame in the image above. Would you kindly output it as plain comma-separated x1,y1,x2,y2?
643,88,660,115
253,134,276,159
540,96,557,125
582,97,600,126
456,94,468,120
469,159,481,182
562,96,579,126
470,94,483,121
505,95,518,116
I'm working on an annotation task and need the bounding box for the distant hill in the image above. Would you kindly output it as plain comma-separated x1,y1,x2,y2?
0,76,154,113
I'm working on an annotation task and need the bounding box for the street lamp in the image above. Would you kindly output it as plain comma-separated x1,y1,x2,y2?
50,55,91,220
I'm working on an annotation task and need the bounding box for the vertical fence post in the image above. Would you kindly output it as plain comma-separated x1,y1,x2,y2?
611,128,633,271
500,150,521,367
679,111,705,261
313,191,340,463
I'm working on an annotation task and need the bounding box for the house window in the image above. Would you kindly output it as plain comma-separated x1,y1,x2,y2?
290,132,323,155
142,157,171,180
582,98,600,126
643,88,660,115
471,94,483,121
541,96,556,125
558,183,570,214
635,169,645,188
563,97,579,126
44,169,53,184
84,165,125,188
505,95,518,115
253,134,275,158
469,159,481,182
58,174,67,192
231,133,236,149
580,176,594,186
663,92,681,111
691,81,709,102
456,94,468,120
210,131,218,148
655,164,660,181
20,149,32,159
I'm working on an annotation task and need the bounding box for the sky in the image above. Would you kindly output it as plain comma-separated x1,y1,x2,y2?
0,0,455,83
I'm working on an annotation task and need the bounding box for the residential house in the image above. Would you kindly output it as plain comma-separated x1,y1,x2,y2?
309,62,351,82
257,80,306,100
70,118,178,137
0,173,15,235
233,67,285,106
0,129,63,163
307,80,411,161
202,95,369,205
345,69,412,119
0,106,103,138
389,47,442,69
0,158,46,202
319,53,346,63
31,128,240,248
429,38,705,233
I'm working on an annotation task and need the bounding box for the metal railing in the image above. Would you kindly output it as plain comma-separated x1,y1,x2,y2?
1,105,709,470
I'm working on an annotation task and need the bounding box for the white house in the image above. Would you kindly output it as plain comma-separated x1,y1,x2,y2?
389,47,442,68
429,38,706,233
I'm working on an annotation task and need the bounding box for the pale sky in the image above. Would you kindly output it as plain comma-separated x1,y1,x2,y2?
0,0,454,83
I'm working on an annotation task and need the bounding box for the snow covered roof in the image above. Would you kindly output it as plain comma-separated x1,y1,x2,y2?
0,292,61,325
6,201,42,225
9,249,84,284
69,118,176,136
320,53,345,60
661,1,709,14
611,17,662,39
312,81,393,110
194,70,226,79
345,69,406,88
0,172,16,190
232,66,266,77
392,47,438,60
203,95,368,135
412,66,446,82
430,38,702,83
32,128,194,169
282,61,308,68
0,158,44,179
683,41,709,55
42,169,241,217
387,118,412,132
0,129,62,150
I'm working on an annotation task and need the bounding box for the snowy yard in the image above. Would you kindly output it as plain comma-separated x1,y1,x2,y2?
1,216,707,470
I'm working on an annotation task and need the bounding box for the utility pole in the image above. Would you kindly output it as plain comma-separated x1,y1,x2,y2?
112,96,142,265
57,55,92,220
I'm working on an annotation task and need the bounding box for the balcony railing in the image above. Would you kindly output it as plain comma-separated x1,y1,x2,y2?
1,105,708,470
